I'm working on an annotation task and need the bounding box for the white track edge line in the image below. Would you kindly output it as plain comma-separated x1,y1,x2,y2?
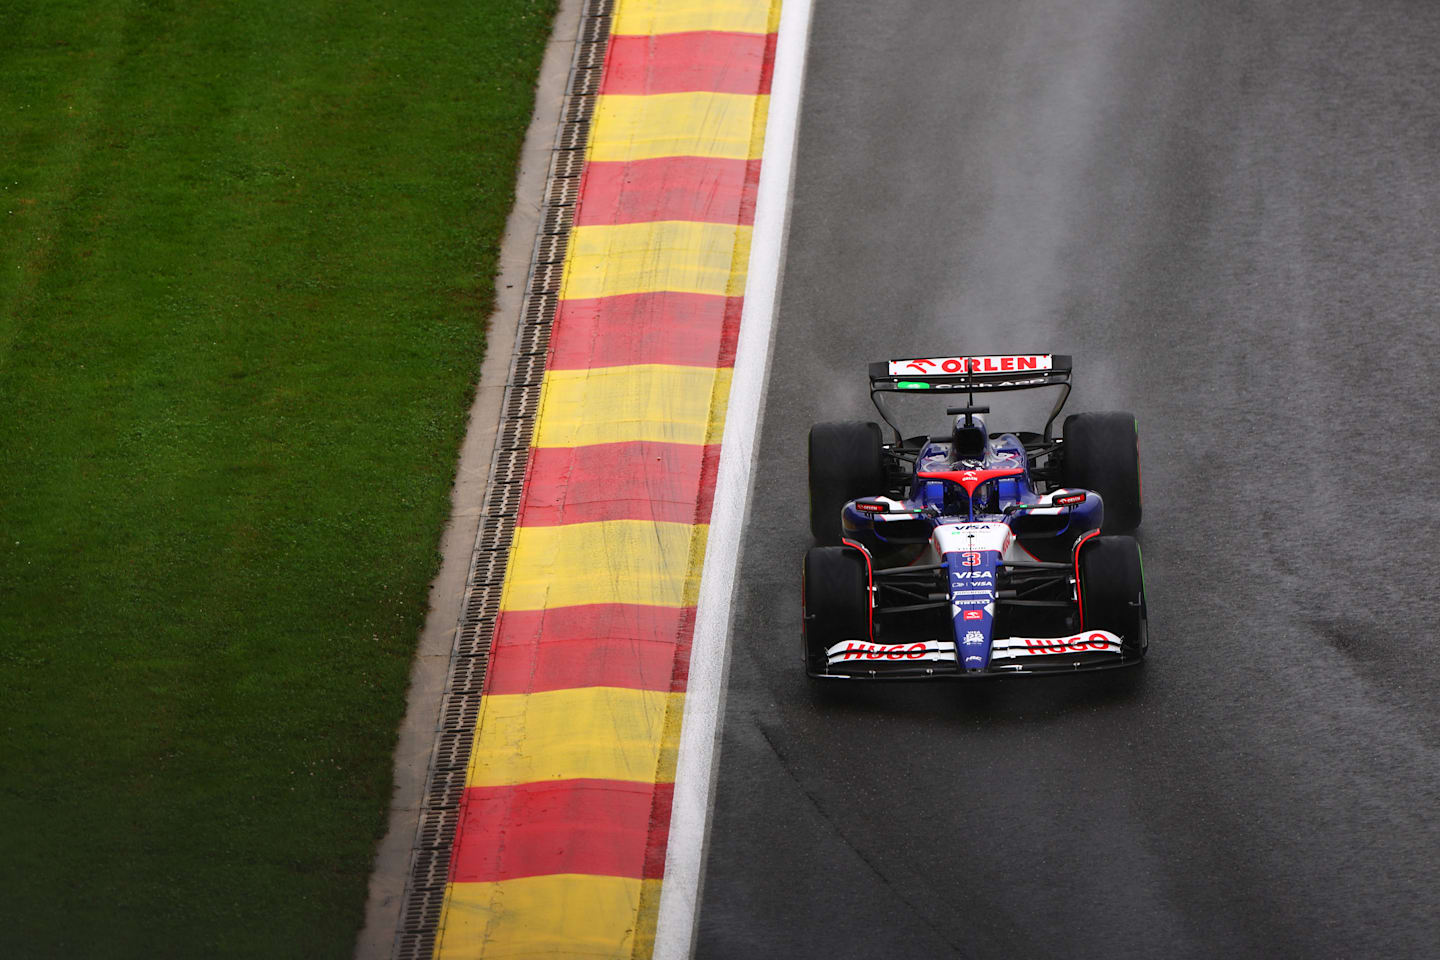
651,0,817,955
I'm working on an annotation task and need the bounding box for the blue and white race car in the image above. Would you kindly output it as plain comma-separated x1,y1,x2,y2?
803,353,1148,678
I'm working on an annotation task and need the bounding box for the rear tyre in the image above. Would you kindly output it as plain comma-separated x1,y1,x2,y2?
1078,535,1147,658
802,546,870,672
1062,412,1142,533
808,421,886,544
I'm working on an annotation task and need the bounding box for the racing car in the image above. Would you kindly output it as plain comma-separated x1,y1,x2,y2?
803,353,1147,678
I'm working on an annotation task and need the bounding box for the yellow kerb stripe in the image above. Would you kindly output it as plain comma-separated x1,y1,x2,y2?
500,518,708,611
436,876,662,960
590,92,770,163
612,0,781,36
563,221,752,300
467,687,683,787
533,364,731,449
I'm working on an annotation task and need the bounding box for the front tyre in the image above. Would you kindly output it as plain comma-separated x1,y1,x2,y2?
802,546,871,673
808,421,886,544
1063,412,1142,534
1078,535,1147,658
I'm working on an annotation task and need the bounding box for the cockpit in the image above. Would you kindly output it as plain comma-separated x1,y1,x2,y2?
913,413,1031,517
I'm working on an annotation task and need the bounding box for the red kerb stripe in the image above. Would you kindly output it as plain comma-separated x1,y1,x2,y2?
603,32,777,96
575,157,761,227
486,605,696,695
548,292,741,370
519,441,719,528
450,779,675,882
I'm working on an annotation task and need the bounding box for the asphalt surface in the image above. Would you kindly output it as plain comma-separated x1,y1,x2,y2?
696,1,1440,958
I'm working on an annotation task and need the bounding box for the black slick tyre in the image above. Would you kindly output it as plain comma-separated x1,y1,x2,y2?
802,546,870,673
808,420,886,544
1078,535,1147,658
1063,411,1142,533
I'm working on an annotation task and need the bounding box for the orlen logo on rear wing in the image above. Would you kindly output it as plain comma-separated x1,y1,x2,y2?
887,355,1053,376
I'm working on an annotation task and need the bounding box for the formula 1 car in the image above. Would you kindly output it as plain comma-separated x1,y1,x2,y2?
803,354,1147,678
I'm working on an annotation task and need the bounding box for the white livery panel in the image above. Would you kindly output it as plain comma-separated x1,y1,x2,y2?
989,630,1123,660
933,521,1012,555
825,640,957,666
886,354,1053,377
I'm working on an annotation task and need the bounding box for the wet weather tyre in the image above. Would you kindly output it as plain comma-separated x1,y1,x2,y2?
1078,535,1147,658
809,421,886,544
1063,411,1142,533
802,546,870,672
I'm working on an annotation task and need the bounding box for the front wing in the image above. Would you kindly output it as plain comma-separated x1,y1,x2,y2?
814,630,1134,679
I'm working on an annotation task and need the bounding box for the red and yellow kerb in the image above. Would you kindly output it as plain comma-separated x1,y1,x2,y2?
432,1,782,956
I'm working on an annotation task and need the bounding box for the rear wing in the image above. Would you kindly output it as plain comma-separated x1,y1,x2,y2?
868,353,1072,390
868,353,1073,442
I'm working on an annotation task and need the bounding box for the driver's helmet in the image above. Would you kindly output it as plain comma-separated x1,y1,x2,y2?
951,413,988,461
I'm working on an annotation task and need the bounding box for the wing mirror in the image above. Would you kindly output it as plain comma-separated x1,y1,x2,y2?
1005,490,1086,514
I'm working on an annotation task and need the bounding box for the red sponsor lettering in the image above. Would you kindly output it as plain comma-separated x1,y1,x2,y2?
839,641,935,660
889,355,1051,377
1022,632,1114,654
963,610,983,621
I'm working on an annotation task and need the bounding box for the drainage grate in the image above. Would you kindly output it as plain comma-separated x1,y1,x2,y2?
490,447,532,486
551,150,587,181
496,418,535,452
570,65,604,96
388,3,615,956
562,95,596,124
578,14,611,44
511,355,546,385
504,383,543,422
437,694,483,733
541,204,575,236
524,293,558,325
515,322,552,358
535,233,569,264
546,175,581,207
486,484,524,518
416,809,461,849
529,261,564,295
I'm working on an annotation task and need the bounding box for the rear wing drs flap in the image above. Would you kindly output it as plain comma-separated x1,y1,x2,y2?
868,353,1074,442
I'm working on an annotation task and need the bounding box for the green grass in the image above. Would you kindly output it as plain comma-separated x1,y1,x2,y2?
0,1,556,956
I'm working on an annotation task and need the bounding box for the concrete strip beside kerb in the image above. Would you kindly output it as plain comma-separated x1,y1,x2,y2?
351,0,584,955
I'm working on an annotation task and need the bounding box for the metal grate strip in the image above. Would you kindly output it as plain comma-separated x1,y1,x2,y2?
541,204,575,236
388,2,615,956
551,150,586,181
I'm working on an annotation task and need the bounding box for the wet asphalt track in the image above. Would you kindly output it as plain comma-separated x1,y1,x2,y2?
695,1,1440,958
